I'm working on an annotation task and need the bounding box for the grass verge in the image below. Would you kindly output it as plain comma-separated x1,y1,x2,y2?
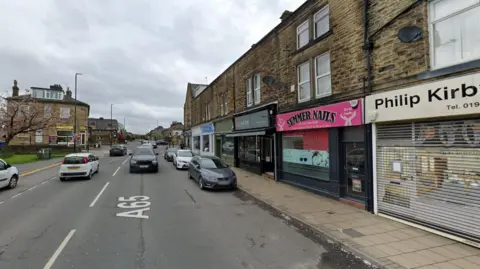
1,153,67,164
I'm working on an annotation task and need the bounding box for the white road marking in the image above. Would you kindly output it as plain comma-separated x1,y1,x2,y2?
89,182,110,207
0,201,4,205
112,167,121,176
43,229,76,269
11,193,22,199
41,180,48,184
122,158,129,165
116,196,151,219
28,185,37,191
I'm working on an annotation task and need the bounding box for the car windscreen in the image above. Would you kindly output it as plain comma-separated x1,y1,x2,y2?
167,148,178,152
177,151,193,157
134,148,154,155
63,156,85,164
200,158,227,169
111,145,121,148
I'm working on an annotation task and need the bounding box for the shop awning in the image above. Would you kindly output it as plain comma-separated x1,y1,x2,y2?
225,130,266,137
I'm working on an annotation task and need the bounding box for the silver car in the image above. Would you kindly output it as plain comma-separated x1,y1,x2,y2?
188,156,237,190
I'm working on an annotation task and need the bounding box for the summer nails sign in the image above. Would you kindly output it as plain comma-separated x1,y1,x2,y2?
276,99,363,132
365,72,480,123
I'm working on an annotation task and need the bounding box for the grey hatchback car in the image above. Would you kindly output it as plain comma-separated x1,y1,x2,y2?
188,156,237,190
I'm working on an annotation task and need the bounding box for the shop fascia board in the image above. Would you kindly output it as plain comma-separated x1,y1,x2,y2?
191,120,215,129
233,101,278,117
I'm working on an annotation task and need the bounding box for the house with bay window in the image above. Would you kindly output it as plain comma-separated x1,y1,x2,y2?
7,84,90,146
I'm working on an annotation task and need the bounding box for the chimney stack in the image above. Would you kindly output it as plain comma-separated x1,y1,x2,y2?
12,80,19,97
280,10,292,21
66,87,72,98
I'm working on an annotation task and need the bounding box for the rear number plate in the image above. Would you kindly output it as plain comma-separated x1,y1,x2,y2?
139,165,149,168
68,167,80,170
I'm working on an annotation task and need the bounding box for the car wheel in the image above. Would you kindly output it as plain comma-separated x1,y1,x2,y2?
96,165,100,173
86,170,93,180
129,168,134,173
154,167,159,173
7,175,18,189
198,177,205,190
188,171,192,179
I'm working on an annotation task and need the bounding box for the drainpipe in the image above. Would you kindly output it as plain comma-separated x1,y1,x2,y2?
363,0,374,212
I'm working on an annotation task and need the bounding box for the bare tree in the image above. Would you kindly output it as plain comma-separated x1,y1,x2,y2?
0,94,57,145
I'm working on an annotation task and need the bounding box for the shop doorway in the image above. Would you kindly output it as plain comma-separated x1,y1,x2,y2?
342,142,366,201
215,137,222,157
340,126,365,202
261,136,274,172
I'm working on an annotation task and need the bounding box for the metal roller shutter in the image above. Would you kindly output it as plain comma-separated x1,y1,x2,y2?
376,118,480,242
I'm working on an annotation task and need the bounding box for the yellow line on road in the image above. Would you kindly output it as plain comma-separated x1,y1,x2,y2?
20,162,62,177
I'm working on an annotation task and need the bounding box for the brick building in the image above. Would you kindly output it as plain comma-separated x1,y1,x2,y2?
88,117,119,145
363,0,480,246
6,82,90,147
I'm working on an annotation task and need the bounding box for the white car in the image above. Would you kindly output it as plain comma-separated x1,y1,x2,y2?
0,159,19,189
58,153,99,181
173,150,194,170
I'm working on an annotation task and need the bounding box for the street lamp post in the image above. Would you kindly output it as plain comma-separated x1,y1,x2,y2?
73,72,82,153
110,104,113,146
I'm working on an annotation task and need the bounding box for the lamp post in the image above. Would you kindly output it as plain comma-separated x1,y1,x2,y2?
110,104,113,146
73,72,82,153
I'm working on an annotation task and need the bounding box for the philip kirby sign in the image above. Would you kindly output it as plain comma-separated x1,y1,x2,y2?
365,73,480,123
276,99,363,132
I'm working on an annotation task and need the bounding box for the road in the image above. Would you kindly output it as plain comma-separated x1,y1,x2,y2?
0,145,360,269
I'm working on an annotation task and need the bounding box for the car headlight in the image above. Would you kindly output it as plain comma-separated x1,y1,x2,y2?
152,160,158,163
131,160,137,164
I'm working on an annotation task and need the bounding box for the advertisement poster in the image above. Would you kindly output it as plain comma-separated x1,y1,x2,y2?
282,148,329,168
60,107,71,119
352,178,362,193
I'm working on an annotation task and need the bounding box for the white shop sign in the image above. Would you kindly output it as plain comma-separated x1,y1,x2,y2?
365,72,480,123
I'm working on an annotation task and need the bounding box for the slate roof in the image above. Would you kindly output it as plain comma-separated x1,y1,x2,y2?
6,94,90,108
88,118,119,130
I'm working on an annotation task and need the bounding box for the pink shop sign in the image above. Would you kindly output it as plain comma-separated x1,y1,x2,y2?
276,99,363,132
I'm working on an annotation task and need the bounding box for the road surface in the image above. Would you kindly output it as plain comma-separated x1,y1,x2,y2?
0,145,365,269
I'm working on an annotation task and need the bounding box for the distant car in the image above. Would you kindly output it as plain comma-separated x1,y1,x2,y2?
129,147,159,173
173,150,193,170
59,153,99,181
188,156,236,190
109,144,127,156
0,159,19,189
164,147,178,162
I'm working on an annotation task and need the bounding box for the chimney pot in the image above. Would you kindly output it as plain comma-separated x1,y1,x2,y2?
12,80,19,97
280,10,292,21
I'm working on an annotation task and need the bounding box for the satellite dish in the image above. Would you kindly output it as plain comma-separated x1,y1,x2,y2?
397,26,423,43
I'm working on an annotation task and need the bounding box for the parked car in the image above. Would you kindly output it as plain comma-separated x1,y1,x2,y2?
0,159,19,189
164,147,178,162
109,144,127,156
173,150,193,170
129,146,159,173
59,153,99,181
188,156,237,190
156,140,168,145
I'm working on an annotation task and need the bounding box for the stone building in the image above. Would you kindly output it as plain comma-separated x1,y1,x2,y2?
88,117,119,145
6,82,90,146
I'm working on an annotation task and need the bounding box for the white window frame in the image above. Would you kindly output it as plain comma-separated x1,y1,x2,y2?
314,52,332,98
428,0,480,69
246,78,253,107
297,61,311,103
296,20,309,49
253,74,261,105
314,5,330,39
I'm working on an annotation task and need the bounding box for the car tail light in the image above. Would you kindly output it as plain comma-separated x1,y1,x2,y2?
62,159,65,164
83,157,88,164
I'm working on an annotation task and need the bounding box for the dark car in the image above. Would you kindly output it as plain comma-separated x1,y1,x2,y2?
109,144,127,156
129,147,159,173
188,156,237,190
164,147,178,162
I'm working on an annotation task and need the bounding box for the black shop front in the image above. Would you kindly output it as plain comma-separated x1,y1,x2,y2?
227,104,277,175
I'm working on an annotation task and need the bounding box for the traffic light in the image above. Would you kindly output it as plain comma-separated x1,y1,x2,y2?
113,130,117,138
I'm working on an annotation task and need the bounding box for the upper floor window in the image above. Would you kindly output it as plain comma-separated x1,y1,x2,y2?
246,78,253,107
314,5,330,38
315,52,332,98
297,20,309,49
297,61,311,102
429,0,480,69
253,74,261,104
34,89,63,100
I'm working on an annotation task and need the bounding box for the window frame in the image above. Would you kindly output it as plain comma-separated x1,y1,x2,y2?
314,5,330,39
253,73,261,105
314,52,332,98
296,20,309,49
297,61,311,103
428,0,480,69
246,78,253,107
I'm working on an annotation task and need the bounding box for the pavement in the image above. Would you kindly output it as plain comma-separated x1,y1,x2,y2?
0,145,363,269
232,168,480,269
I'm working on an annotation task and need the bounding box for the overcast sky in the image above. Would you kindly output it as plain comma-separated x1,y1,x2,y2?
0,0,305,134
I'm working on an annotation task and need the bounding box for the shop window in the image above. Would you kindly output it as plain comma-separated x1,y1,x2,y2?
429,0,480,69
222,137,234,156
282,130,329,181
202,135,210,152
238,136,260,163
56,130,73,144
193,136,200,150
